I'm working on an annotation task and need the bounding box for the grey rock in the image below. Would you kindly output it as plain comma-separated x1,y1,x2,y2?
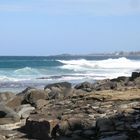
45,82,71,89
99,134,129,140
0,104,20,125
0,134,6,140
17,104,35,119
22,89,49,105
83,130,95,137
130,72,140,81
44,82,72,99
75,82,93,92
0,92,15,103
131,122,140,129
6,96,23,109
96,118,115,132
34,99,49,109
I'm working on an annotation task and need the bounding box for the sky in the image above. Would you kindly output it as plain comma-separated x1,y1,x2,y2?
0,0,140,56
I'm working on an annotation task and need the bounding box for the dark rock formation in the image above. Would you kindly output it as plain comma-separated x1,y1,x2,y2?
75,81,94,92
23,114,59,139
130,72,140,81
44,82,72,99
22,88,49,105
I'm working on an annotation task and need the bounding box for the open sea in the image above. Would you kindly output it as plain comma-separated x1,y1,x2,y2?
0,55,140,93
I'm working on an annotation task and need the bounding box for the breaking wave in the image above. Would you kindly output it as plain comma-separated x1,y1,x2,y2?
58,57,140,71
0,57,140,92
14,67,41,75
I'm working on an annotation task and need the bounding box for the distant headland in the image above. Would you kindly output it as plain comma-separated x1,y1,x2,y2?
50,51,140,57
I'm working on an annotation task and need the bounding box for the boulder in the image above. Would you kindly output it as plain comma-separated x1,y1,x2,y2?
75,82,93,92
24,114,59,139
44,82,72,99
45,82,71,89
6,95,23,110
0,134,5,140
56,118,92,136
0,104,20,125
130,72,140,81
16,104,35,119
83,130,95,137
134,77,140,88
94,80,117,91
60,118,83,131
111,76,129,83
22,88,49,105
96,118,115,132
0,92,15,103
55,120,69,136
17,87,36,95
99,134,129,140
34,99,49,109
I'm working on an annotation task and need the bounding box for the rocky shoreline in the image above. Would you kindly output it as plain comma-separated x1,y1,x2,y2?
0,72,140,140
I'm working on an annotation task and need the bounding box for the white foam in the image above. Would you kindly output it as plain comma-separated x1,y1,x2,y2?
0,76,30,82
0,57,140,85
14,67,40,75
58,57,140,79
58,57,140,69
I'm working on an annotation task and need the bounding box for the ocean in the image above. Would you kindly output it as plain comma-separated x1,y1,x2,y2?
0,55,140,92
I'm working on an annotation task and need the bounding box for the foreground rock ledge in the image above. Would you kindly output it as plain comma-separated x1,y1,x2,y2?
0,72,140,139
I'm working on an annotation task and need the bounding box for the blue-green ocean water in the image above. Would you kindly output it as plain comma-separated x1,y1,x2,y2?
0,55,140,92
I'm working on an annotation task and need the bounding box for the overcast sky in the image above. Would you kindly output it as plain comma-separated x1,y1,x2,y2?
0,0,140,55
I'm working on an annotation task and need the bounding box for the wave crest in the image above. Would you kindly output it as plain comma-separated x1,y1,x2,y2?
14,67,40,75
58,57,140,71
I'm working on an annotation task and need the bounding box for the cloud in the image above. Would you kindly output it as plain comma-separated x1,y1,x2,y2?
0,0,140,16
